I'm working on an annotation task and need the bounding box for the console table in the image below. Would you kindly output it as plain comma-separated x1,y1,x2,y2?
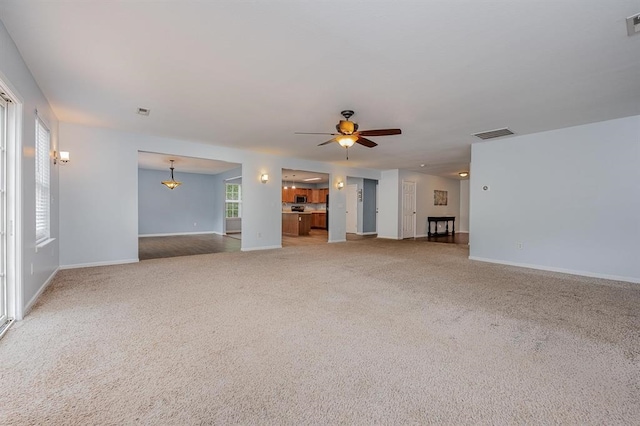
427,216,455,237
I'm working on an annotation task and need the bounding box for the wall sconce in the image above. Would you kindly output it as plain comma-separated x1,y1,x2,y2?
54,151,70,165
337,181,344,190
260,173,269,184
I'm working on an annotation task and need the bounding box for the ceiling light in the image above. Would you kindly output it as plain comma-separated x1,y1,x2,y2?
303,177,321,182
459,172,469,177
161,160,182,189
337,135,357,148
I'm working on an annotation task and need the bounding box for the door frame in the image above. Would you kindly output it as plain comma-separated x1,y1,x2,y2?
0,73,23,325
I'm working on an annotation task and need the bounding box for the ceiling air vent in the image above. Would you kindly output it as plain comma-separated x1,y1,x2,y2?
137,107,151,116
627,13,640,36
473,128,514,140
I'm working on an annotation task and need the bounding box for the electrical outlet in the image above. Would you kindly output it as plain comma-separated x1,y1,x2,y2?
516,242,524,250
30,263,34,275
257,232,262,238
193,222,197,227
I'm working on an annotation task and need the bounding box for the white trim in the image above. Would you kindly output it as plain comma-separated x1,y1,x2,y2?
0,71,24,320
468,256,640,284
356,232,378,236
376,235,401,240
242,245,281,251
35,237,55,252
138,231,220,237
23,267,58,317
328,239,347,243
0,318,15,340
60,258,139,270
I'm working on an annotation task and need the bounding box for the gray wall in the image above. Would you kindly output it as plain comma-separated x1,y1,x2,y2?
470,115,640,283
138,169,217,235
363,179,377,233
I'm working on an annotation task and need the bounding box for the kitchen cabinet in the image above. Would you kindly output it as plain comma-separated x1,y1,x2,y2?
282,212,311,236
311,212,327,229
309,188,329,203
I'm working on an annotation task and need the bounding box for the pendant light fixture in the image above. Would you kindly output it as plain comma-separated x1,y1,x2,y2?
161,160,182,190
291,174,296,189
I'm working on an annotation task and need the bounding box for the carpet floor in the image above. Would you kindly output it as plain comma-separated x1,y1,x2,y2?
1,239,638,424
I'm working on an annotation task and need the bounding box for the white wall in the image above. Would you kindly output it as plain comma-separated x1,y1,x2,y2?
0,20,59,316
377,169,461,239
59,123,380,266
399,171,461,237
377,169,400,239
470,115,640,283
459,180,470,233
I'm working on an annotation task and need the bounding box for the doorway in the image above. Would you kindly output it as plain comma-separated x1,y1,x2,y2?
0,82,20,329
137,151,241,260
346,184,358,234
281,169,329,246
0,95,8,330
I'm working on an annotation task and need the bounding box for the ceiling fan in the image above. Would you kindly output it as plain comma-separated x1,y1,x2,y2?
295,110,401,159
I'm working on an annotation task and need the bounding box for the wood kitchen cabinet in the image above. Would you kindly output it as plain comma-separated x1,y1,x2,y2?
283,213,311,236
311,212,327,229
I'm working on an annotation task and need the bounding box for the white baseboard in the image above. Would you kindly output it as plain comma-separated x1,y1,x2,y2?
328,239,347,243
242,245,281,252
469,256,640,284
23,267,59,317
139,231,220,237
357,232,378,236
60,258,139,270
376,235,400,240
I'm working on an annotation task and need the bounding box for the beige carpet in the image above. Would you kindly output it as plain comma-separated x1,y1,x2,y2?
1,239,638,424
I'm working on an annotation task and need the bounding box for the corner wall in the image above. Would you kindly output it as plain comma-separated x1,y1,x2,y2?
0,20,59,316
470,115,640,283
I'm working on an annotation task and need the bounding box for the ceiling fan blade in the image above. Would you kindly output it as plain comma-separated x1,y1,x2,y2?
357,128,402,137
295,132,339,135
356,137,378,148
318,138,337,146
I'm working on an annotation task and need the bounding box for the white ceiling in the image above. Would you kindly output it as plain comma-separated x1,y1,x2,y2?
138,151,239,175
1,1,639,177
282,169,329,185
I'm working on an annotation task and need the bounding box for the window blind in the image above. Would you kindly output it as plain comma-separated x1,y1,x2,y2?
35,116,50,244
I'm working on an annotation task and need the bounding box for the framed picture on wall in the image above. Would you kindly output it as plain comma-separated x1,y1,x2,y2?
434,190,448,206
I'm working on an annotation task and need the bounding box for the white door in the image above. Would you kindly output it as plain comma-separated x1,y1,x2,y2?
402,180,416,239
0,97,7,327
346,184,357,233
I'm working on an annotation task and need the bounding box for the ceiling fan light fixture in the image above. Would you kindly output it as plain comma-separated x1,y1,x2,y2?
337,135,357,148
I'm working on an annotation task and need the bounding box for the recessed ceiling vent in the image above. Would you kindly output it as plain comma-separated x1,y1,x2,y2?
473,128,514,140
137,107,151,116
627,13,640,36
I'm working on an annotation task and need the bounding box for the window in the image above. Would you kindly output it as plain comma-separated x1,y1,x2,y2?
35,116,51,244
225,183,241,218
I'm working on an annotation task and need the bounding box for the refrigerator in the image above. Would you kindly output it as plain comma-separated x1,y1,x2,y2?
325,194,329,230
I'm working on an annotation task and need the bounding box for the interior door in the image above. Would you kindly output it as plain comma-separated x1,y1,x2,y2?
402,180,416,239
0,97,7,327
346,184,357,233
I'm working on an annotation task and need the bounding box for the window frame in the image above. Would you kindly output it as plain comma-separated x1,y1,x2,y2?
225,183,242,219
35,115,51,246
